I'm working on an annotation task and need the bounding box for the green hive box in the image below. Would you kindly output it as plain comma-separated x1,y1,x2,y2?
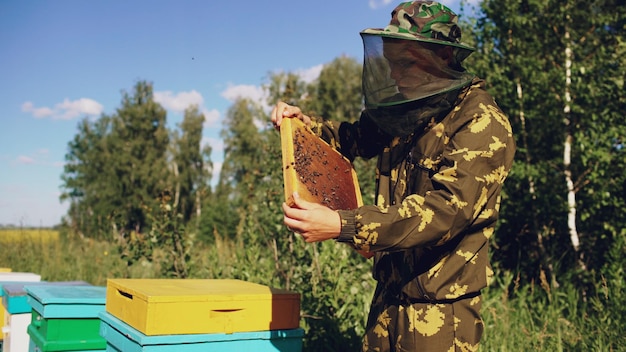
26,285,107,351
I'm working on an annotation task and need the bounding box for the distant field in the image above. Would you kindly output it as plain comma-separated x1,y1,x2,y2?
0,228,60,245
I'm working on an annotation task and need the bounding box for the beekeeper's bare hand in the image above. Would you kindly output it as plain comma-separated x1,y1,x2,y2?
282,193,340,243
271,101,311,130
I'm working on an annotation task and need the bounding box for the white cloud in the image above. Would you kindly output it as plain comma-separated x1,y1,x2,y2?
219,63,322,109
296,64,324,84
22,98,103,120
56,98,103,119
153,90,221,128
202,136,224,154
203,108,221,127
14,151,63,167
210,161,222,186
21,102,54,118
153,90,204,113
201,137,224,186
221,84,266,103
369,0,394,9
17,156,35,164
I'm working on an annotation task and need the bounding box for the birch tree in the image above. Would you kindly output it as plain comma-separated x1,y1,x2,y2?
471,0,626,283
171,105,212,226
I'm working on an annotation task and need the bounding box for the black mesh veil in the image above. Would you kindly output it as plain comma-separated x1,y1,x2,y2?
361,33,474,108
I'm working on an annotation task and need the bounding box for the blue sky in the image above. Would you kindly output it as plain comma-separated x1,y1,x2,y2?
0,0,469,227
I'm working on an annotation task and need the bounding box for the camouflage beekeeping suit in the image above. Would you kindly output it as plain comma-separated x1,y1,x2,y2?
308,1,516,351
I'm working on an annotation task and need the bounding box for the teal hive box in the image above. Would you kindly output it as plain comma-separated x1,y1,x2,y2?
1,277,42,352
1,281,46,314
2,281,89,315
99,312,304,352
26,285,107,352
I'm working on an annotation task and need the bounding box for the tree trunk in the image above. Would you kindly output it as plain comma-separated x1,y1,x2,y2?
172,160,180,209
563,25,586,270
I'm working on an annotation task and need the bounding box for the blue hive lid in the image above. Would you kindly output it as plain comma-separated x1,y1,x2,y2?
3,281,92,314
26,285,107,318
3,281,89,297
0,280,47,297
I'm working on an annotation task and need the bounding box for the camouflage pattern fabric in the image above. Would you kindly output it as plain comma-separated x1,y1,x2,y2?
363,289,483,351
390,1,462,42
310,77,516,351
361,0,474,55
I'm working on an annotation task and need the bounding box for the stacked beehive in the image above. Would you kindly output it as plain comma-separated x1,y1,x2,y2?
0,267,12,348
0,272,41,352
99,279,304,352
25,284,107,352
1,276,107,352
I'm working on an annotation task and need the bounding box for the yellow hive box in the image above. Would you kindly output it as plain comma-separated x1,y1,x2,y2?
0,268,8,341
105,279,300,336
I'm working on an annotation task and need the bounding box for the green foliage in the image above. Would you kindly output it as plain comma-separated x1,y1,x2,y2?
265,71,309,108
195,58,376,350
61,115,116,239
61,81,170,239
171,106,212,226
146,191,191,278
584,230,626,350
306,55,363,122
3,230,625,351
197,184,238,244
108,81,170,233
467,0,626,287
60,81,213,276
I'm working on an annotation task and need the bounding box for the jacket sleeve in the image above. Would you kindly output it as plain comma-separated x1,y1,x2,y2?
336,95,515,252
309,111,391,161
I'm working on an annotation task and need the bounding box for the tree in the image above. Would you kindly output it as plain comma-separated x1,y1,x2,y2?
307,55,363,122
61,80,170,240
107,81,170,236
170,105,212,226
61,115,115,239
469,0,626,286
265,71,309,109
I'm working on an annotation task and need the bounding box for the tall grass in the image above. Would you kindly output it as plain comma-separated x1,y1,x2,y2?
482,269,626,351
1,228,624,351
0,229,156,284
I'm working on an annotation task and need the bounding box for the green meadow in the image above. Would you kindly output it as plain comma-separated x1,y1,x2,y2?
2,228,623,351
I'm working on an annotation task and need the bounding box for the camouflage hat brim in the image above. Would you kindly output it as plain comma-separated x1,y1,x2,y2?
361,27,475,53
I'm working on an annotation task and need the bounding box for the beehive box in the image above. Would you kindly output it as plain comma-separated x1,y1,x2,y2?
0,268,8,347
0,269,9,348
3,312,30,352
3,281,89,315
99,311,303,352
280,117,362,210
0,273,41,283
26,285,107,352
105,279,300,336
1,274,43,317
1,273,41,352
